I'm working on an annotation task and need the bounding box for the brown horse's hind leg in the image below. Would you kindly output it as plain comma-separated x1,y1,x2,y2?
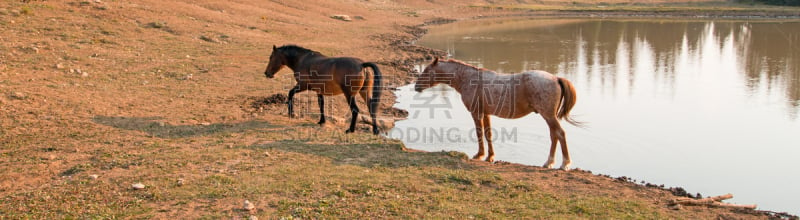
471,112,486,160
345,95,360,133
359,90,379,135
482,113,495,162
543,115,570,170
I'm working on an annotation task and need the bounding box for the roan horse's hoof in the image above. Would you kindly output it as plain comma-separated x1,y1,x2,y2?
560,161,572,171
542,161,555,169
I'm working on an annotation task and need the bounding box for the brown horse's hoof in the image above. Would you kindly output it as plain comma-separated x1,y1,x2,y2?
345,129,355,133
485,156,495,163
472,154,484,160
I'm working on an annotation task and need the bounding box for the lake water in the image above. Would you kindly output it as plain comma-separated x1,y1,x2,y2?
388,18,800,214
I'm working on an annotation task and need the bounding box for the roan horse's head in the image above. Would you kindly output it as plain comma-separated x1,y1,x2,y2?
415,57,446,92
264,45,286,78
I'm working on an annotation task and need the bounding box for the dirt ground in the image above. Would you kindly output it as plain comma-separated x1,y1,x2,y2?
1,0,797,218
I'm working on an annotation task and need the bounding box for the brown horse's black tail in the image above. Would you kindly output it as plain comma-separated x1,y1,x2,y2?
362,62,382,134
362,62,382,102
557,77,584,127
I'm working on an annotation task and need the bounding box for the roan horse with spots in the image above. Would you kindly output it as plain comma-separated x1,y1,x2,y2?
415,58,581,170
264,45,382,134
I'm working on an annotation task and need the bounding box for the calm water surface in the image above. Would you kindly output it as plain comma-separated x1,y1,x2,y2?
389,18,800,214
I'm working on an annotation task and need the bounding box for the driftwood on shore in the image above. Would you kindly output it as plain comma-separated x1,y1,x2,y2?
670,193,757,209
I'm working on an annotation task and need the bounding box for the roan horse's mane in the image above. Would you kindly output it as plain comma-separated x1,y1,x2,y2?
441,59,490,72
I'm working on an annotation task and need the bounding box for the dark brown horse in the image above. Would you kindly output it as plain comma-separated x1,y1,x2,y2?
415,58,580,170
263,45,382,134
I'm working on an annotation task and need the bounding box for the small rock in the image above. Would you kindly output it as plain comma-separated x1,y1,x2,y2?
264,151,271,157
199,122,211,126
147,21,165,29
9,92,26,100
81,72,89,77
176,178,184,186
199,35,217,43
330,14,352,21
89,174,99,179
248,216,258,220
132,183,146,190
185,74,193,80
55,63,65,69
243,200,255,211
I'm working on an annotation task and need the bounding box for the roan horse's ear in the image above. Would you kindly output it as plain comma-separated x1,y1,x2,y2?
432,57,439,65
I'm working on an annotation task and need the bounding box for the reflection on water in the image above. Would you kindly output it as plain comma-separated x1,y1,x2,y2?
420,18,800,117
393,18,800,214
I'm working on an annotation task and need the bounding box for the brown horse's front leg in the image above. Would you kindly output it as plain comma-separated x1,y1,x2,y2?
471,112,485,160
345,95,359,133
316,94,326,125
286,85,302,118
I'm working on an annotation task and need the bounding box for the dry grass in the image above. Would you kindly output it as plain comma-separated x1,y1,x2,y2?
0,0,792,218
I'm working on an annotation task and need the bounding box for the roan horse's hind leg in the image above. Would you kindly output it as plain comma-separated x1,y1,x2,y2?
542,115,571,170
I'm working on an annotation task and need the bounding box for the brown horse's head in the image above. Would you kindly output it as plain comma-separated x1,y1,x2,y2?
415,57,444,92
264,45,285,78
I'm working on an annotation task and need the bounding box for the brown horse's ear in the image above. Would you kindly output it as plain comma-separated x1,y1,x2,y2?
273,45,277,50
432,57,439,65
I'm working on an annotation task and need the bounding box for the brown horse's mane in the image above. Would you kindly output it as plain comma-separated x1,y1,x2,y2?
278,45,321,57
441,59,489,72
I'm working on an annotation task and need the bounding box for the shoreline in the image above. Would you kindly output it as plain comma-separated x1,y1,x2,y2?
388,9,799,219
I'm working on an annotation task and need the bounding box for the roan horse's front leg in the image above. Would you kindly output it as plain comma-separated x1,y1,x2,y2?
470,112,486,161
482,113,495,162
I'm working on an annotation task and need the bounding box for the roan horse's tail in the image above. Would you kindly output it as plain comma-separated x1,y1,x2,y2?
361,62,382,102
557,77,583,127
